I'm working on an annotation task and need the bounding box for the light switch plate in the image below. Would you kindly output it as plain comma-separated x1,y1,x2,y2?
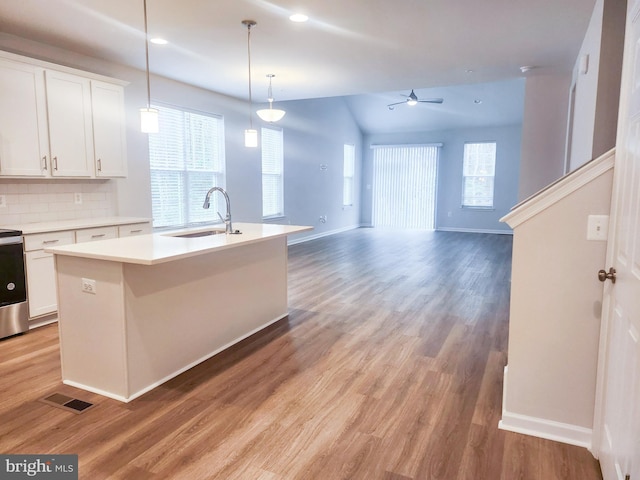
587,215,609,241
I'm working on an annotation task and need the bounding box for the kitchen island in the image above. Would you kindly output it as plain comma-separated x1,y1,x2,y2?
46,222,312,402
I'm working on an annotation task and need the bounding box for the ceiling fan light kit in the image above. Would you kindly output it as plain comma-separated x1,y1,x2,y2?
387,89,443,110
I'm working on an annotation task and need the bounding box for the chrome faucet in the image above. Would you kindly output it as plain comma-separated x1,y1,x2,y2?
203,187,234,234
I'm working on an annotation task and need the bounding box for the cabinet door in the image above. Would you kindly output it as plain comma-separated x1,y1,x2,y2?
92,81,127,177
45,70,93,177
0,59,50,176
118,222,152,237
25,250,57,318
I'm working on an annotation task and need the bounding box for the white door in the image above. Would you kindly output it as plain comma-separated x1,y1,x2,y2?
595,1,640,479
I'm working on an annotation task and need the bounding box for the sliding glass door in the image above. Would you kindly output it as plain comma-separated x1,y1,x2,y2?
372,145,439,230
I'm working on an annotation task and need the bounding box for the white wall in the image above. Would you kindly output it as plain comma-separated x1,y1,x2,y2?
518,72,572,201
568,0,625,171
501,156,613,447
277,97,363,240
361,125,522,233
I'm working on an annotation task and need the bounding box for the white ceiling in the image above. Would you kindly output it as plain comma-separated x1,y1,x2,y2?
0,0,596,132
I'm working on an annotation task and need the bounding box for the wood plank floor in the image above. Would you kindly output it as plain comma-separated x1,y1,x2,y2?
0,229,602,479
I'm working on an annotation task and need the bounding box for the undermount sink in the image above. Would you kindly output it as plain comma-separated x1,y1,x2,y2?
165,229,225,238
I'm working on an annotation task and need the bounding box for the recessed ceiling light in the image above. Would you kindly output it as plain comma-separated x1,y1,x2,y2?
150,37,168,45
289,13,309,22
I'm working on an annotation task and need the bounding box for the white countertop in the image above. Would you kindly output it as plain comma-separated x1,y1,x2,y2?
45,222,313,265
2,217,152,235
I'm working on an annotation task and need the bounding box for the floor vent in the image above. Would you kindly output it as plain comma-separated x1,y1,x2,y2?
39,393,94,414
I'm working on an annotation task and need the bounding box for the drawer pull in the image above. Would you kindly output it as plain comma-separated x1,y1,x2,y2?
130,229,143,233
91,234,106,238
42,239,59,244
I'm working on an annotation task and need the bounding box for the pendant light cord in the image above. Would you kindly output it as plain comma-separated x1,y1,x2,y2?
143,0,151,109
246,21,254,129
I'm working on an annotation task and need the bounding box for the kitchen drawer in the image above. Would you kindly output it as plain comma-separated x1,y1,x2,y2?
24,230,75,251
76,226,118,243
118,222,152,237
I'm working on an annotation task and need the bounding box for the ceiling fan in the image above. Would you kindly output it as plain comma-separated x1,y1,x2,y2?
387,90,444,110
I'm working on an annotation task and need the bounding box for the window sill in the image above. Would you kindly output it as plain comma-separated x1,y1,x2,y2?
461,206,495,211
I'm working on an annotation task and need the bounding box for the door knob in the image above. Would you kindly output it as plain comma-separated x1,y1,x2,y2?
598,267,616,284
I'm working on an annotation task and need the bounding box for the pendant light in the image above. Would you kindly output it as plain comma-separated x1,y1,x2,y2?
257,74,286,122
140,0,158,133
242,20,258,147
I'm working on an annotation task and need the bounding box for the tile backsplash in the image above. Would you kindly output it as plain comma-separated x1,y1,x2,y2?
0,179,116,226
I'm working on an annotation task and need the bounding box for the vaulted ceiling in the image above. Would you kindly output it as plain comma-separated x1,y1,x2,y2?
0,0,596,132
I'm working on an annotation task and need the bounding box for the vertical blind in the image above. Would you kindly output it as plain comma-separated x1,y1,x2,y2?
343,144,355,206
372,145,439,230
262,127,284,217
149,105,225,227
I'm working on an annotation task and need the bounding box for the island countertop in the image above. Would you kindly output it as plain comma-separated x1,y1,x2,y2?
45,222,312,265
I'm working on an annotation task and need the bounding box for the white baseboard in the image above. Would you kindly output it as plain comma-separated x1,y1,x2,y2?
287,224,360,245
499,366,593,449
436,226,514,235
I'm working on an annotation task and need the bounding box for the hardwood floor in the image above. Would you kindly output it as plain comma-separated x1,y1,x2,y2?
0,229,602,479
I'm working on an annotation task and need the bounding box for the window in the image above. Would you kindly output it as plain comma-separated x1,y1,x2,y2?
462,142,496,208
262,127,284,218
149,105,225,228
372,144,439,230
343,144,355,206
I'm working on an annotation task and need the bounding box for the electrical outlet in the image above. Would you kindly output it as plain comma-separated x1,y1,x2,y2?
81,278,96,294
0,195,6,208
74,193,82,205
587,215,609,241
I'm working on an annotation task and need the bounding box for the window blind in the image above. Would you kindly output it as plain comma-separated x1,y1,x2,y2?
262,127,284,218
149,105,225,227
372,145,439,230
343,144,355,206
462,142,496,208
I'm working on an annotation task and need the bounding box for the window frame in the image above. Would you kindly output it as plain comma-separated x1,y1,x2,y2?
343,144,356,207
461,141,497,209
148,103,226,228
261,126,284,219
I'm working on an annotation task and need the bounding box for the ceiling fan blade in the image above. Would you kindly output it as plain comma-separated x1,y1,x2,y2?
387,100,407,109
418,98,444,104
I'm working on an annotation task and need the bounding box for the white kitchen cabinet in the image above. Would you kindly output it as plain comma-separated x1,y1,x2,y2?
118,223,152,237
0,59,49,176
24,230,75,318
25,250,59,318
75,226,118,243
45,70,94,177
92,81,127,177
24,221,151,320
0,50,128,179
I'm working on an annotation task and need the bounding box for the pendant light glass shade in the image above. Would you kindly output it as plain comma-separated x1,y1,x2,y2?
256,107,286,122
140,107,159,133
257,74,286,122
140,0,158,133
244,128,258,147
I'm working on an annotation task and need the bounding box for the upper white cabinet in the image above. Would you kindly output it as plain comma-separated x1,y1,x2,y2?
45,70,94,177
91,81,127,177
0,59,49,176
0,51,128,179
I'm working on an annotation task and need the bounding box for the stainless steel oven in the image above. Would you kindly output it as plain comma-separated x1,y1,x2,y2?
0,229,28,339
